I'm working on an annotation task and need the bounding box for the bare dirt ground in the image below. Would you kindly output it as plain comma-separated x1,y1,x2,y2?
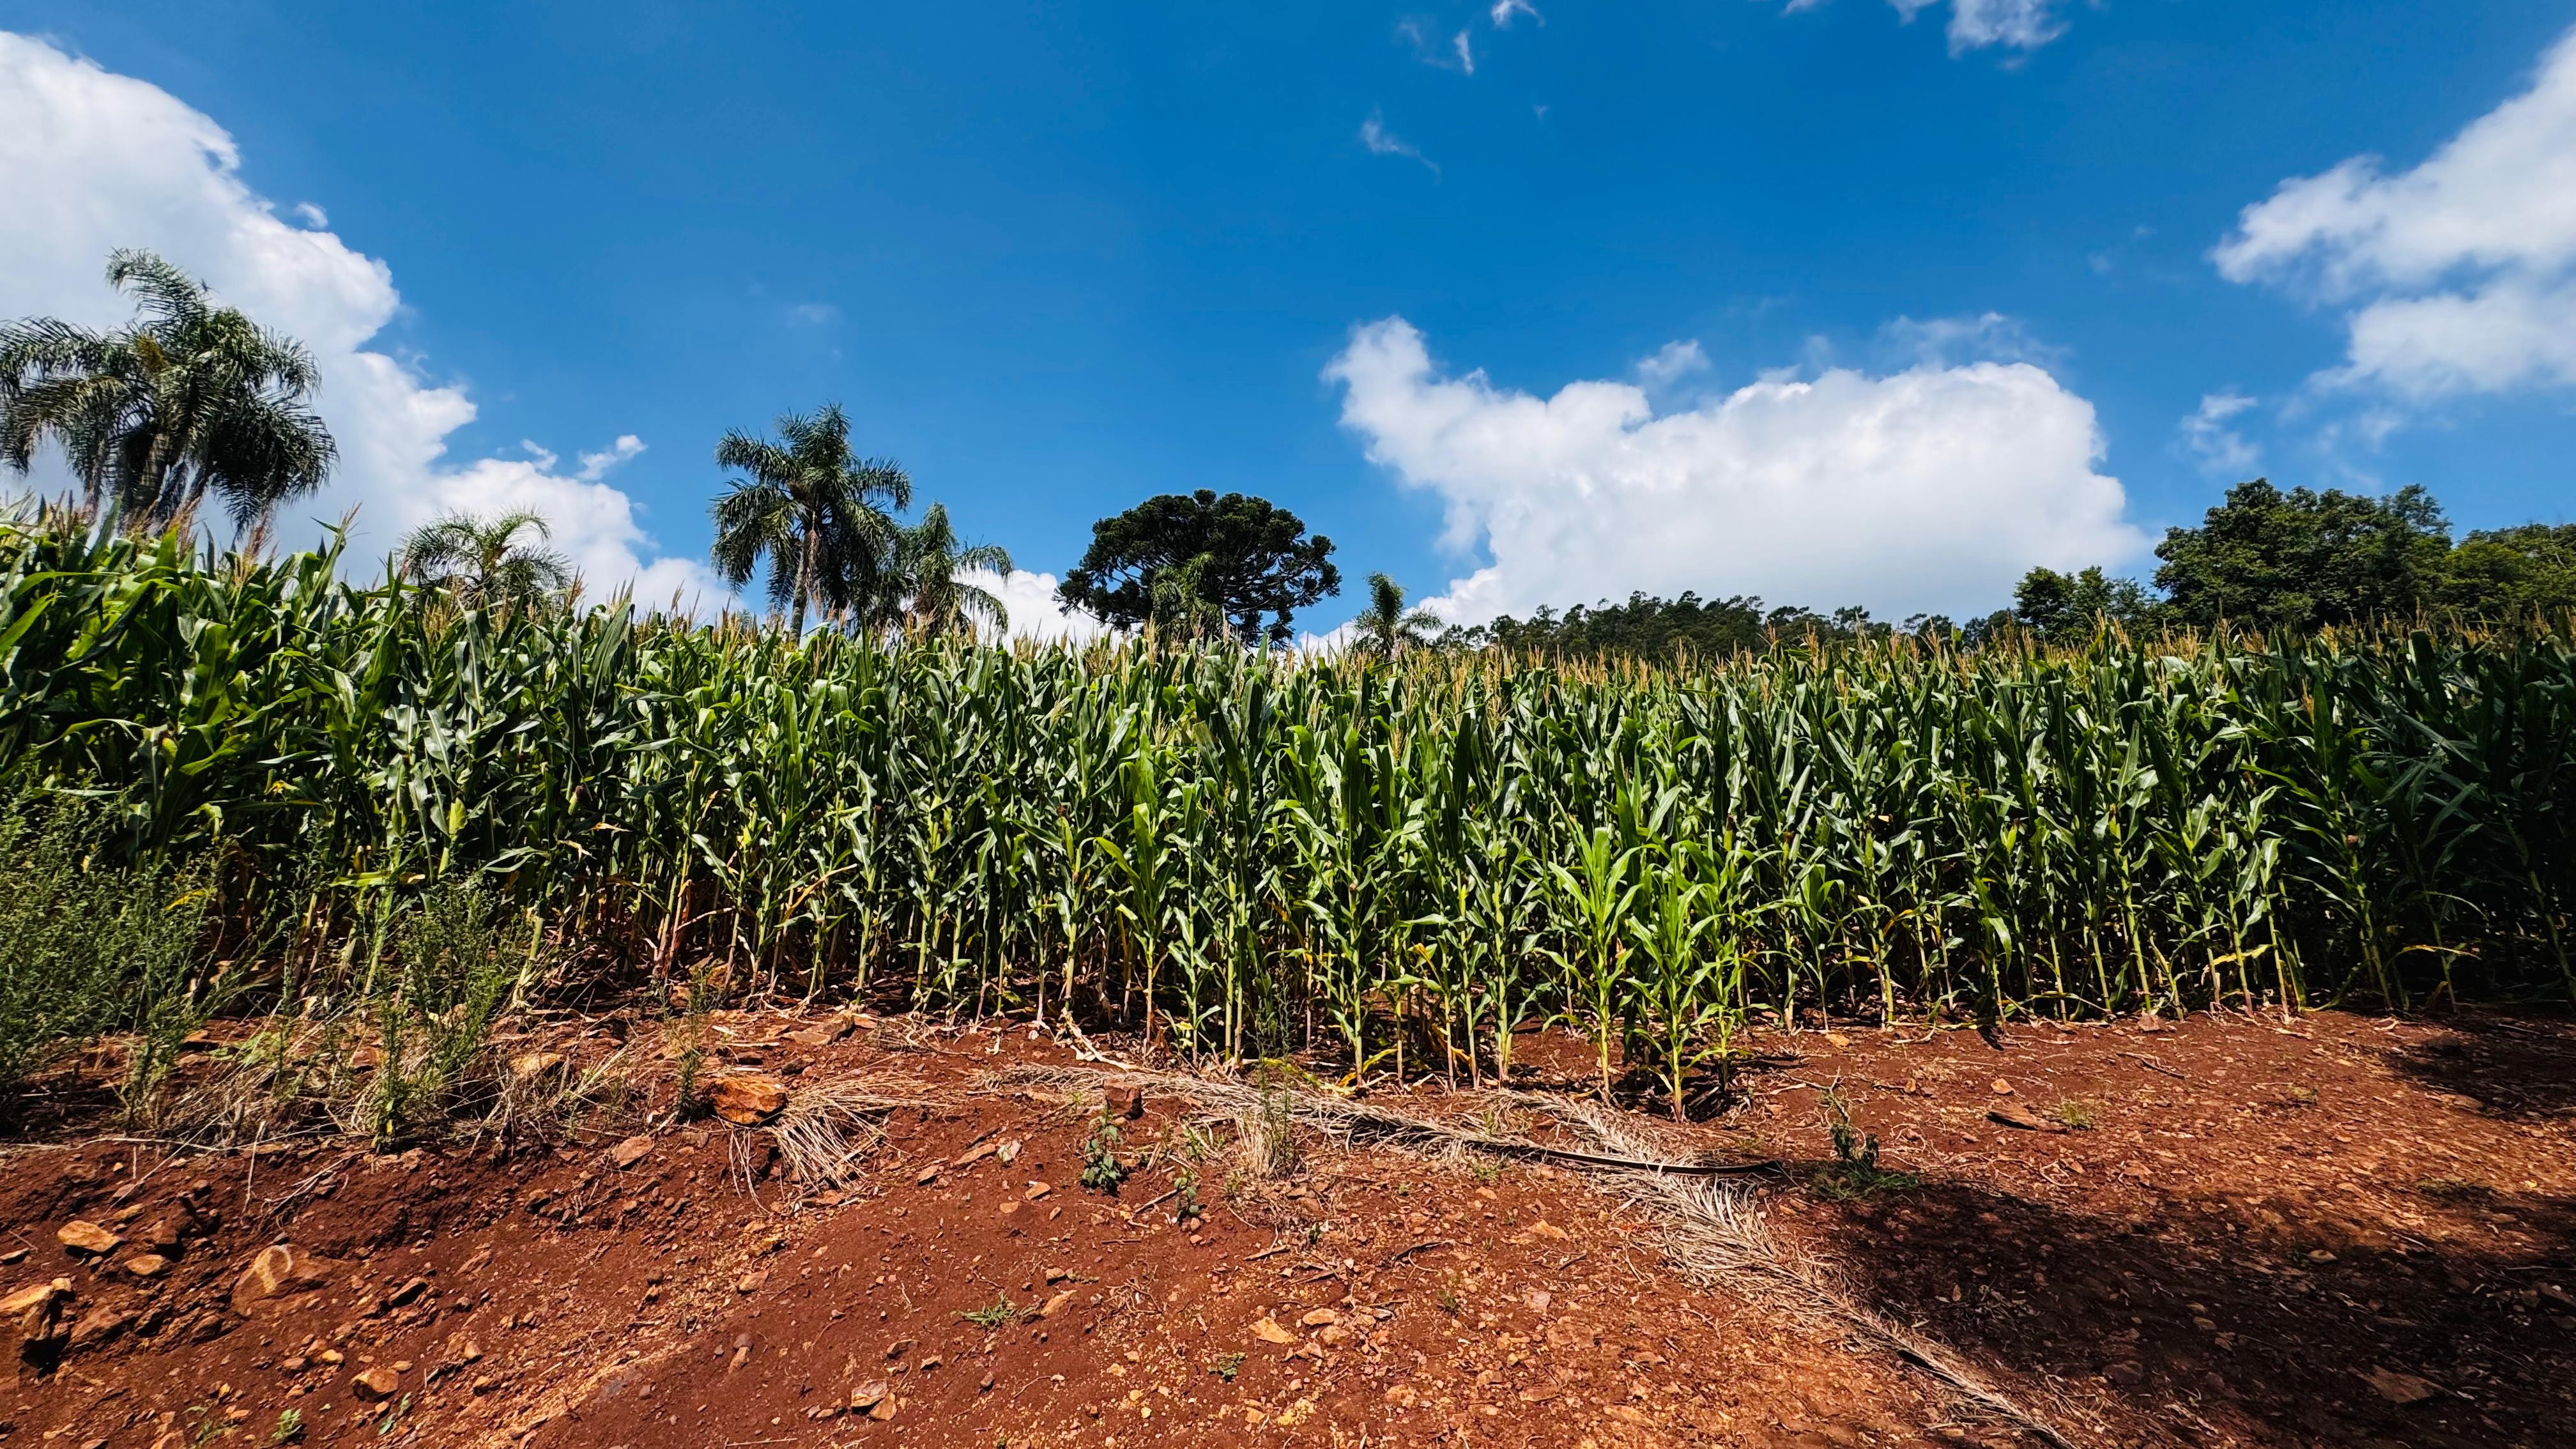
3,1007,2570,1449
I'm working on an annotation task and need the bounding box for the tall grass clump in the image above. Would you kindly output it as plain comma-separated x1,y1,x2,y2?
6,509,2575,1110
0,788,212,1117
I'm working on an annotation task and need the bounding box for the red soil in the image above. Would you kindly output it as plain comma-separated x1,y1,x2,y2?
2,1008,2569,1449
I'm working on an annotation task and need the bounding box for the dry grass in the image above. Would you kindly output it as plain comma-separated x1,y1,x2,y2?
993,1061,2082,1449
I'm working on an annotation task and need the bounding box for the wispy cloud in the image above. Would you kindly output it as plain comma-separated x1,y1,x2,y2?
1777,1,2072,57
576,434,647,482
2177,392,2261,477
292,201,328,229
782,301,841,327
1636,339,1710,390
1394,17,1475,75
1490,0,1542,28
1360,109,1439,177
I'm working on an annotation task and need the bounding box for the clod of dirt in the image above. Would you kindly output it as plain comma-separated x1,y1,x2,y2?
228,1245,339,1318
709,1073,788,1124
54,1220,120,1256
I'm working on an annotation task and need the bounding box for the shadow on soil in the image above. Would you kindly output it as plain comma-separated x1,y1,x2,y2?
2380,1010,2576,1121
1818,1167,2576,1448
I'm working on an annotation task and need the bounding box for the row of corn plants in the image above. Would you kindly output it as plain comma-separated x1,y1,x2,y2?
4,513,2572,1100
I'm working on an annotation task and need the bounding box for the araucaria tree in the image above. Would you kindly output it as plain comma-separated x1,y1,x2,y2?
709,404,912,635
399,510,574,613
1058,489,1338,646
0,248,336,527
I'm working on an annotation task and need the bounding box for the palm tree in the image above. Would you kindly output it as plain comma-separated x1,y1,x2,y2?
889,501,1014,637
708,404,910,635
1348,572,1442,658
0,249,335,528
399,510,574,613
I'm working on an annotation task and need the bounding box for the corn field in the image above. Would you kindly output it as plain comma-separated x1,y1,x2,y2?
5,515,2572,1100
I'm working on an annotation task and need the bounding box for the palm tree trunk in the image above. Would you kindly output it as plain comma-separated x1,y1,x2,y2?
792,521,818,637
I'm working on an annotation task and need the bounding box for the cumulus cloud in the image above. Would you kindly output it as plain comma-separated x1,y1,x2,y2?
2177,392,2262,477
0,31,722,605
1324,318,2140,624
2214,26,2576,397
961,567,1108,645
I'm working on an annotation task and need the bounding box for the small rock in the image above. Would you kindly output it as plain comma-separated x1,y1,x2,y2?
953,1142,998,1168
608,1135,654,1169
1990,1078,2014,1096
1039,1291,1076,1319
1298,1308,1340,1328
1023,1181,1052,1201
1252,1317,1295,1345
136,1218,185,1255
230,1245,340,1319
1823,1031,1853,1047
995,1140,1022,1165
1525,1290,1551,1313
54,1222,121,1257
1987,1107,2064,1134
914,1166,940,1186
2365,1367,2440,1405
351,1365,402,1401
123,1255,171,1280
387,1276,431,1308
1043,1266,1071,1284
709,1074,789,1125
66,1305,133,1352
507,1050,567,1084
735,1269,768,1294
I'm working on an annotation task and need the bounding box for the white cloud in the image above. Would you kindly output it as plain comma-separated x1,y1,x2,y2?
1323,317,2140,624
1786,1,2068,56
1358,109,1438,176
1636,340,1710,390
1877,310,2062,369
962,567,1108,645
782,300,840,327
2177,392,2262,477
291,201,327,229
1491,0,1542,28
2214,26,2576,398
1454,31,1476,75
0,32,723,606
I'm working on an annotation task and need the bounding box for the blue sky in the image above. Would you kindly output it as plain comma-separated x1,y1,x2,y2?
4,2,2575,632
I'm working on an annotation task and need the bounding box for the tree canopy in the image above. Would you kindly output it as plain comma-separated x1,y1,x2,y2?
709,404,912,636
1058,489,1338,645
0,249,335,528
2151,479,2454,632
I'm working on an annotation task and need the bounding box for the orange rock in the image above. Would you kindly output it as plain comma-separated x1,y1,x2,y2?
54,1222,121,1257
352,1365,401,1400
709,1074,788,1124
1252,1316,1295,1344
230,1245,339,1318
123,1254,171,1279
608,1135,654,1169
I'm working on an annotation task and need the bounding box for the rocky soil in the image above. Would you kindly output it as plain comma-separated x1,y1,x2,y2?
3,1007,2570,1448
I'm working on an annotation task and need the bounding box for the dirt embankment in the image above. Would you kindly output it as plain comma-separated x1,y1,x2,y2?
2,1009,2570,1449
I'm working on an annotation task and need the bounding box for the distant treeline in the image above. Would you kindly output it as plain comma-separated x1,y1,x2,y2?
1444,480,2576,659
